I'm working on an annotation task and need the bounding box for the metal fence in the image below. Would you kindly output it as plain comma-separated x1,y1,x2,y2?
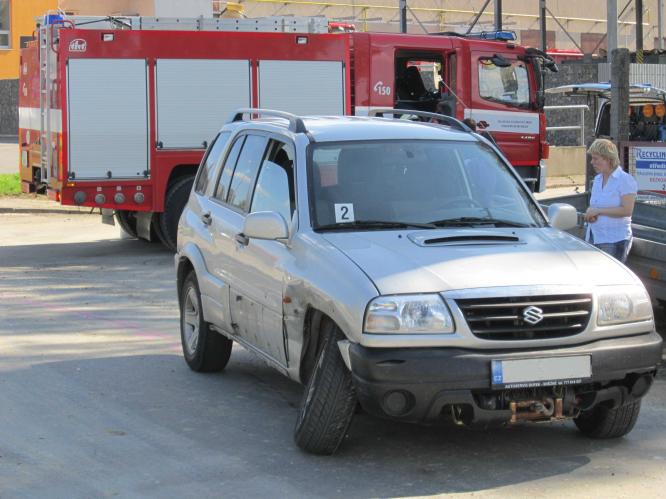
544,104,589,146
598,63,666,89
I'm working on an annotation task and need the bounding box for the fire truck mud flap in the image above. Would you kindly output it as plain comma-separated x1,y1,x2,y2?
136,211,154,241
101,208,115,226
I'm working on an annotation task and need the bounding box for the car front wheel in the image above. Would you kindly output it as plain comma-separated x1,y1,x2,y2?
574,400,642,439
294,320,356,455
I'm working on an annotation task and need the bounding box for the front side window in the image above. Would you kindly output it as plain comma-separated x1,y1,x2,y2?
0,0,10,48
309,140,544,229
478,58,530,108
227,134,268,212
250,140,296,223
194,132,230,195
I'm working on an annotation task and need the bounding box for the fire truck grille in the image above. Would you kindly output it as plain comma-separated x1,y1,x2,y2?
455,294,593,341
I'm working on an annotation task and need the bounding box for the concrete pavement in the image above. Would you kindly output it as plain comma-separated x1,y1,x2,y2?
0,204,664,498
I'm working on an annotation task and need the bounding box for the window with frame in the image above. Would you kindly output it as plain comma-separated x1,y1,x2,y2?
226,134,268,212
250,140,296,222
194,131,230,195
478,58,530,108
214,135,245,202
0,0,10,49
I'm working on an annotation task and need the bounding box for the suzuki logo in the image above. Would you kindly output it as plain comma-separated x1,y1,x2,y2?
69,39,87,52
522,306,544,325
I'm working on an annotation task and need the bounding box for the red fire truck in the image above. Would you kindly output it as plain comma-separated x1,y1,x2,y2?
19,14,556,249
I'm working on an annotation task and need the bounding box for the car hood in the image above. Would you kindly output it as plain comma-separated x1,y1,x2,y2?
321,227,638,294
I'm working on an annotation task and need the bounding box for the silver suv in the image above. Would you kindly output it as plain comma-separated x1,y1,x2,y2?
175,109,662,455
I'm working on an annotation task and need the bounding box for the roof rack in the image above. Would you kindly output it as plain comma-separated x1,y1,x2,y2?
368,108,472,133
229,108,307,133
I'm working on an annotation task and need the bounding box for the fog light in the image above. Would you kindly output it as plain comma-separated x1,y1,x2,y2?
134,192,145,204
74,191,86,204
382,390,415,416
114,193,125,204
95,193,106,204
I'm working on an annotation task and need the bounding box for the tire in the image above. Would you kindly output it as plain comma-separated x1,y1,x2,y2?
160,175,195,251
115,210,138,239
574,400,642,439
180,271,232,372
151,213,170,246
294,320,356,455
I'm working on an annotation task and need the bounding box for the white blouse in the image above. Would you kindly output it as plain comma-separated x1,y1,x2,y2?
588,167,637,244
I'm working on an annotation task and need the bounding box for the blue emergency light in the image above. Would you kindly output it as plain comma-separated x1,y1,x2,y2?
468,31,517,41
45,14,64,25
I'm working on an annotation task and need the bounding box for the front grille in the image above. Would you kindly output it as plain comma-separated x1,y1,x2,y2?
455,294,593,341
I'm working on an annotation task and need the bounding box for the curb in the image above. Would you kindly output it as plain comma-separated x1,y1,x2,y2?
0,207,97,215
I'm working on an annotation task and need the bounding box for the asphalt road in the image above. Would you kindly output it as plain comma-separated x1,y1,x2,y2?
1,204,665,498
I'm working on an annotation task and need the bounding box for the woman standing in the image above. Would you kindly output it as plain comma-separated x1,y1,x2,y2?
584,139,638,263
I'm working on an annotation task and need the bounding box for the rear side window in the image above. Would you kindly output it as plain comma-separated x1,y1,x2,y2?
214,135,245,202
194,131,230,195
227,135,268,212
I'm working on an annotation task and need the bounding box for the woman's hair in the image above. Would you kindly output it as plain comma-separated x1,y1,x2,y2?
587,138,620,167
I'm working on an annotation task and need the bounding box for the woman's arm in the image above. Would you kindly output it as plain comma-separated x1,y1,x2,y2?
586,194,636,220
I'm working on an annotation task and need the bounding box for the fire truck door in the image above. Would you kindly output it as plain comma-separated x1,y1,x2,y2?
258,60,345,115
156,59,251,149
67,59,149,180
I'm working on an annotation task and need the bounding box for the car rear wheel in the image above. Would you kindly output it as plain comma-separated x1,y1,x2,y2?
294,320,356,455
180,271,232,372
574,400,642,438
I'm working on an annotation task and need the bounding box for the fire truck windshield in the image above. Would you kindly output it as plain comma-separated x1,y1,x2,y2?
478,59,530,109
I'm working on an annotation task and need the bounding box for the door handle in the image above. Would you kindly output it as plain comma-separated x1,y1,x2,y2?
201,212,212,226
234,233,249,246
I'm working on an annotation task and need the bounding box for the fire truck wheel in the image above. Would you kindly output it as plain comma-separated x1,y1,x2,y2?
114,210,138,239
180,270,233,372
151,213,170,246
160,175,195,251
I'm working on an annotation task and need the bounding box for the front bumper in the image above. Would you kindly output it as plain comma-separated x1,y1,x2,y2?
350,331,662,424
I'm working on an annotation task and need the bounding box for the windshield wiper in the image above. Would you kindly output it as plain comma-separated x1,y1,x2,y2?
428,217,531,228
482,95,530,109
315,220,437,232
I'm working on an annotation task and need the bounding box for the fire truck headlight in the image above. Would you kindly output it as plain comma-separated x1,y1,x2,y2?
134,192,145,204
114,193,125,204
95,193,106,204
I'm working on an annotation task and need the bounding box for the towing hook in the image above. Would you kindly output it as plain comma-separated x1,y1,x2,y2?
510,397,564,423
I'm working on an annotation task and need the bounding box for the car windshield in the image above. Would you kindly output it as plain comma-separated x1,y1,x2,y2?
308,140,545,230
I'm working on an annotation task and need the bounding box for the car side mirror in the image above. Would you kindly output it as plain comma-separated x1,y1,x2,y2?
242,211,289,241
547,203,578,231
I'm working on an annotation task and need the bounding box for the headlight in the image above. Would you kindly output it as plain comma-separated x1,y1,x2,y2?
364,294,454,334
597,285,653,326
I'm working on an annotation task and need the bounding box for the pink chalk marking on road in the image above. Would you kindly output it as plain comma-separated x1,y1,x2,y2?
1,291,182,352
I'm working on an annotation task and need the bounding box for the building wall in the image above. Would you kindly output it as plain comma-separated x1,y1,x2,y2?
0,0,58,80
0,78,17,135
60,0,212,17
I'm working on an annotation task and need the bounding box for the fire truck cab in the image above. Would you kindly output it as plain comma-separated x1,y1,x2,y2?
19,14,554,249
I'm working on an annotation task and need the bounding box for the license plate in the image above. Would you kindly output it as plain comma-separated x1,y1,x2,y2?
491,355,592,389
